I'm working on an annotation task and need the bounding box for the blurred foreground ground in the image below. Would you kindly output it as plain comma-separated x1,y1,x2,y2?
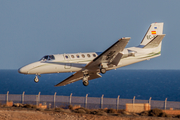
0,107,179,120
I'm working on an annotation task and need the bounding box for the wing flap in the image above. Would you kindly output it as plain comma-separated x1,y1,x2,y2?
110,53,123,66
88,72,102,80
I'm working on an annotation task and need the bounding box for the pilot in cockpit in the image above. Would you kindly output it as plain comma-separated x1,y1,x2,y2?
40,55,55,61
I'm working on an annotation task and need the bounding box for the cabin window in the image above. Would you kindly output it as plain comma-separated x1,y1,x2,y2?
71,55,75,58
82,54,85,58
93,54,96,57
87,54,91,57
76,55,80,58
65,55,69,59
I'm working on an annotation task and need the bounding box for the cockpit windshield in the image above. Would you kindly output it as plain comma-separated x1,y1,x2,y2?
40,55,55,61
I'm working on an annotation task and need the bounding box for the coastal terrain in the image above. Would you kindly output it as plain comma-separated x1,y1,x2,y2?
0,104,180,120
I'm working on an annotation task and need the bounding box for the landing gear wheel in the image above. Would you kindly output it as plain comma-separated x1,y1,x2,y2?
82,73,89,86
83,81,89,86
100,68,106,74
34,76,39,83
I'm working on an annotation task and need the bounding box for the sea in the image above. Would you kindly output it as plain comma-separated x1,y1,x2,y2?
0,69,180,102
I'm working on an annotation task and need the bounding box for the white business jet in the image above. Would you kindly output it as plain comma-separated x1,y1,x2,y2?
18,23,165,86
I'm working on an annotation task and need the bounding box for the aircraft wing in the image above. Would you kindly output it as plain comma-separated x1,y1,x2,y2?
55,71,102,86
85,37,130,69
55,37,129,87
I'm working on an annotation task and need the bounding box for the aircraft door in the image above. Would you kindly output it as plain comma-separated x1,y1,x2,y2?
64,54,71,69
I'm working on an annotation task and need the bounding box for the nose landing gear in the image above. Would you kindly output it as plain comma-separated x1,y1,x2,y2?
34,76,39,83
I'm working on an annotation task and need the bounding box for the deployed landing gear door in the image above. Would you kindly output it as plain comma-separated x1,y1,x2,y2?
64,54,71,69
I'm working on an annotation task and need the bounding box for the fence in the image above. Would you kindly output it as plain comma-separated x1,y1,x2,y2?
0,91,180,110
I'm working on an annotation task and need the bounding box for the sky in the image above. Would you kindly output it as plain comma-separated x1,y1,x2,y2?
0,0,179,69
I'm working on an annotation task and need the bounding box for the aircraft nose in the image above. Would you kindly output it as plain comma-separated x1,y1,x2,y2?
18,61,41,74
18,66,29,74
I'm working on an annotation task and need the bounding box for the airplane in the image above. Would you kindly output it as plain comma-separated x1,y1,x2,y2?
18,22,165,87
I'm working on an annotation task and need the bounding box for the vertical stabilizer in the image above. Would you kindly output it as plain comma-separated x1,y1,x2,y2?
140,23,164,46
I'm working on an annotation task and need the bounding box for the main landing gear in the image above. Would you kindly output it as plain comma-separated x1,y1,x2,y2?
82,67,106,86
82,74,89,86
83,80,89,86
34,76,39,83
99,63,107,74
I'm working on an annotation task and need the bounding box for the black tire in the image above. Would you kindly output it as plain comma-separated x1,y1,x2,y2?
100,68,106,74
83,81,89,86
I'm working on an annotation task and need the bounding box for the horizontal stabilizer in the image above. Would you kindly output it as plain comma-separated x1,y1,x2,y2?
143,34,165,48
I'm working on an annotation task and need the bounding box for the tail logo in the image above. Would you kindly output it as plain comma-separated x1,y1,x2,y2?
151,31,156,35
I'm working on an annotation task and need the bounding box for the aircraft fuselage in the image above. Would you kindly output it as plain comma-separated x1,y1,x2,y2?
18,46,160,75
